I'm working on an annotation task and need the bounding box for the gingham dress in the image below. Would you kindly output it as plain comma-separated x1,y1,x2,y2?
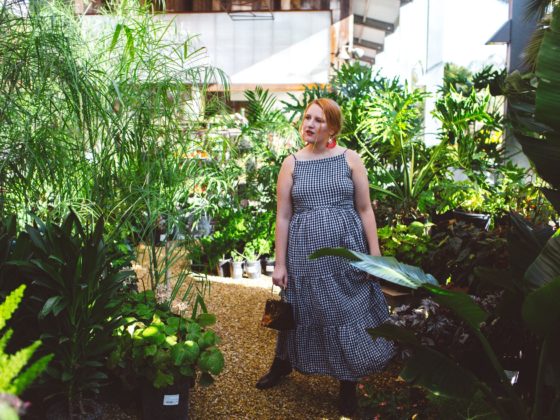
275,151,395,381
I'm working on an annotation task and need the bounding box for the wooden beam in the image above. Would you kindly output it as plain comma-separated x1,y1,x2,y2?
353,14,394,33
353,37,384,52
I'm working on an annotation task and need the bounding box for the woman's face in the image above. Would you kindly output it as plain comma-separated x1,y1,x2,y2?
301,104,331,145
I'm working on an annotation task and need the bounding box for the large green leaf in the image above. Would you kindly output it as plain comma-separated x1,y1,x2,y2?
508,212,552,277
516,133,560,188
541,187,560,214
309,248,438,289
366,322,420,346
400,346,481,400
535,5,560,132
474,267,520,294
524,235,560,288
522,276,560,337
368,323,480,399
422,284,488,330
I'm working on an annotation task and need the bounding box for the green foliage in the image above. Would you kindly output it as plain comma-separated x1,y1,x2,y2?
358,80,444,219
320,218,560,419
433,86,499,168
506,4,560,216
378,221,435,266
9,211,132,411
109,291,223,389
432,162,554,223
0,285,53,396
0,0,229,267
243,238,270,261
422,220,509,289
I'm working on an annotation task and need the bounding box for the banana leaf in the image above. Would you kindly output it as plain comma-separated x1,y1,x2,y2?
422,284,488,330
535,5,560,132
522,276,560,337
524,236,560,288
368,323,481,399
508,212,553,276
515,133,560,188
541,187,560,214
474,267,520,293
308,248,438,289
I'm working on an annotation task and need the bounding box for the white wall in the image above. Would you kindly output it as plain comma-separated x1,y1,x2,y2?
83,12,331,86
372,0,508,145
173,12,331,85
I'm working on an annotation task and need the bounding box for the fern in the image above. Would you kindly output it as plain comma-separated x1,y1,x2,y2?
0,285,52,396
10,353,54,395
0,329,13,354
0,285,25,332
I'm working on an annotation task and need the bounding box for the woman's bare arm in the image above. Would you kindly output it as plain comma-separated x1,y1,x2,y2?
272,156,295,287
346,150,381,256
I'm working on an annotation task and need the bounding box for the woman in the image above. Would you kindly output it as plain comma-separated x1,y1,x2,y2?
256,98,395,416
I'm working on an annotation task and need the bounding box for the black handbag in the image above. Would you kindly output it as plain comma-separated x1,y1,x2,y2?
260,288,295,331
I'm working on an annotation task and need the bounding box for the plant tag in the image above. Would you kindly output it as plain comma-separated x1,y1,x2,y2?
246,265,257,273
266,264,274,272
163,394,180,406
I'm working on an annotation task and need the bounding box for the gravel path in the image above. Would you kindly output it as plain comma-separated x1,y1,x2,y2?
189,280,345,419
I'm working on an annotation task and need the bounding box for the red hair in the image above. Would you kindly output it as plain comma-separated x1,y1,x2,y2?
301,98,343,139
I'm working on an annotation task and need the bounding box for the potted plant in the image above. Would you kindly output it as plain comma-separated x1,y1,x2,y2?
242,243,261,280
229,251,244,279
109,292,224,420
9,212,132,420
245,238,271,279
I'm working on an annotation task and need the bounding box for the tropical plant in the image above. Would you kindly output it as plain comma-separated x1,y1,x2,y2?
310,239,560,419
0,0,229,278
433,86,500,168
109,290,223,389
8,212,133,415
281,62,385,150
420,219,509,289
377,221,435,266
0,285,53,419
355,79,450,219
506,3,560,215
522,0,557,69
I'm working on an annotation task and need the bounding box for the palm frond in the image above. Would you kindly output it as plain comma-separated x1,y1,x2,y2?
524,0,553,21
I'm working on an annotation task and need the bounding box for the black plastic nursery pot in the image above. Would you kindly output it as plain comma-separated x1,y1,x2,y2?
217,259,231,277
141,380,190,420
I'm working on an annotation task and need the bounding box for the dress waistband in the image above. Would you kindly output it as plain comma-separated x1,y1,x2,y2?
293,205,355,215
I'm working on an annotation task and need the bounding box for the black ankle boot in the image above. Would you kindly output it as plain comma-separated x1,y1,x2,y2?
338,380,357,417
255,357,292,390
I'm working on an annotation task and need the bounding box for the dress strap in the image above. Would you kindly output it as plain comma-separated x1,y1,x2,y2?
343,148,348,156
292,154,298,162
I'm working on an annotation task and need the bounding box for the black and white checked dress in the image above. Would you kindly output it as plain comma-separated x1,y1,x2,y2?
275,151,395,381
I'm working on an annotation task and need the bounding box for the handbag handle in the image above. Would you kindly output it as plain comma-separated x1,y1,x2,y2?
270,285,286,301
